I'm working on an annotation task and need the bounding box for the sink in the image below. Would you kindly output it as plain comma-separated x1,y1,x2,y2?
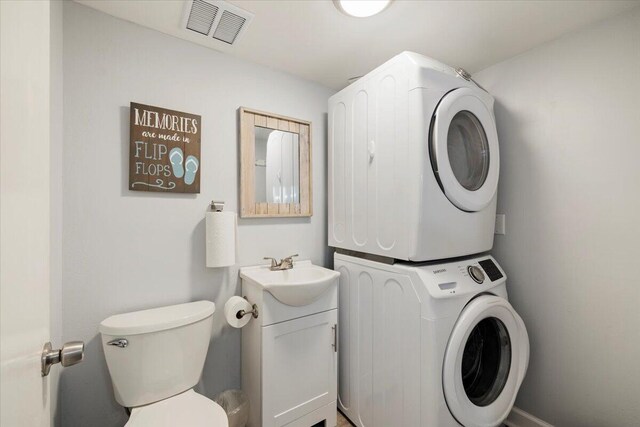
240,260,340,306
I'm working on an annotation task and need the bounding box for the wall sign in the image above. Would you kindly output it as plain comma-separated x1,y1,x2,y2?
129,102,201,193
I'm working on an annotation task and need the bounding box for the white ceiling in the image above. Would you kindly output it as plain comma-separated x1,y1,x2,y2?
76,0,639,89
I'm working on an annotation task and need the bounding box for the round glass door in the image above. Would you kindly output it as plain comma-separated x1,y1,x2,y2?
447,111,490,192
431,88,499,212
462,317,511,407
443,295,529,427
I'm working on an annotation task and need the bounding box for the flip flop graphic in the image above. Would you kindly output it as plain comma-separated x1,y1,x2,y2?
169,147,184,178
184,155,199,186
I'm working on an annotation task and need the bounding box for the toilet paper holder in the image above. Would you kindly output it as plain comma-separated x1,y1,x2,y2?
236,297,259,319
210,200,225,212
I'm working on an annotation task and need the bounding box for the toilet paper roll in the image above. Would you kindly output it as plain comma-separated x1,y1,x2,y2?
225,296,253,328
206,211,236,268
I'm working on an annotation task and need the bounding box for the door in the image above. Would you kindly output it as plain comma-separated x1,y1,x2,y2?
1,1,53,425
430,87,500,212
442,295,529,427
262,310,338,427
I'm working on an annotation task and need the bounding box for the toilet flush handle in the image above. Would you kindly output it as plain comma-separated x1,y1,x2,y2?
107,338,128,348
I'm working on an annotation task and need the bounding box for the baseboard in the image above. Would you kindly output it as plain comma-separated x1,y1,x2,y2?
505,407,554,427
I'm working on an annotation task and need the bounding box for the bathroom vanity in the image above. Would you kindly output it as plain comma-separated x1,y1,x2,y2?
240,261,339,427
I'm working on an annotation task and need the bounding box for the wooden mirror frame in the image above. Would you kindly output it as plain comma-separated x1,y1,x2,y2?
239,107,312,218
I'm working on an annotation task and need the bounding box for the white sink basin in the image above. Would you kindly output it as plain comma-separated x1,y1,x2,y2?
240,260,340,306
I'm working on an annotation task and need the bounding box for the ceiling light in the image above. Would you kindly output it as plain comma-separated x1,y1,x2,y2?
334,0,392,18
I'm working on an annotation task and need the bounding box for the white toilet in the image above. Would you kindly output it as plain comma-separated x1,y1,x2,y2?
99,300,228,426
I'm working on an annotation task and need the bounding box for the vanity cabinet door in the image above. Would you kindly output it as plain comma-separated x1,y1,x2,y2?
262,309,338,427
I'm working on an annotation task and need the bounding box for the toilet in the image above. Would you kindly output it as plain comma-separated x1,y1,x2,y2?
99,300,228,426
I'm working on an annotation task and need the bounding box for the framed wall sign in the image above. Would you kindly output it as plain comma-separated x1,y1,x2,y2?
129,102,201,193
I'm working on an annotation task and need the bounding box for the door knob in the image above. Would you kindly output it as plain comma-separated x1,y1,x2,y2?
41,341,85,376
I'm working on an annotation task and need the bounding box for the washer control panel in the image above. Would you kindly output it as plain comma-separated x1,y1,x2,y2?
413,255,506,298
478,258,504,281
467,265,485,284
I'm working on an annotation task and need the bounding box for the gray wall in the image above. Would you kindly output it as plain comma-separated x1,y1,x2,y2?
60,3,333,426
475,7,640,427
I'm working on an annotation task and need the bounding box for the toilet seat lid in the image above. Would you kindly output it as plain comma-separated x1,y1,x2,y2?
125,390,228,427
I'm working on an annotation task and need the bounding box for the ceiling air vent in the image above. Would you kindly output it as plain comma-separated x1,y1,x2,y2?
212,10,247,44
186,0,219,35
183,0,253,46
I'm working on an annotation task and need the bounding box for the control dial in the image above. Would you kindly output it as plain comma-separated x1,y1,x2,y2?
468,266,485,284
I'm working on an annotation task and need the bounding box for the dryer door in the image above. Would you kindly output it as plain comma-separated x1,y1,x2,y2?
443,295,529,427
431,88,499,212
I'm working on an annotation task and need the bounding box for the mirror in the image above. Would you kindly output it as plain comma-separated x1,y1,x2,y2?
240,108,312,218
254,127,300,204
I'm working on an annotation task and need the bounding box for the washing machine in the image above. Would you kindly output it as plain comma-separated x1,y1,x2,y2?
335,252,528,427
329,52,500,261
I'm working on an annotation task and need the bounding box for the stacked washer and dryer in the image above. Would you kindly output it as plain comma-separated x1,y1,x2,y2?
328,52,529,427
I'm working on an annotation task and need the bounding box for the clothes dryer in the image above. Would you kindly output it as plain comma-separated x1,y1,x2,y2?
329,52,500,261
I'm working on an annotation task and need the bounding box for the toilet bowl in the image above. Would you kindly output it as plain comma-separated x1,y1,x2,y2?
99,300,228,427
126,389,227,426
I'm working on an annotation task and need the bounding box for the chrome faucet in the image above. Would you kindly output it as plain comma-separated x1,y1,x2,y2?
264,254,298,271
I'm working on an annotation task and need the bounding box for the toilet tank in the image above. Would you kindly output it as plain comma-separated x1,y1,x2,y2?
99,301,215,408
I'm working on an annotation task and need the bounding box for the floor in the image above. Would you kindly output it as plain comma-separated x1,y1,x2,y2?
336,410,507,427
337,410,355,427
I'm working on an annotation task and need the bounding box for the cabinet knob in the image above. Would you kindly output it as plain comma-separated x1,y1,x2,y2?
368,140,376,161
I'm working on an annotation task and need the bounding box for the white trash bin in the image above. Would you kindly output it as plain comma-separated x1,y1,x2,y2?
214,389,249,427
